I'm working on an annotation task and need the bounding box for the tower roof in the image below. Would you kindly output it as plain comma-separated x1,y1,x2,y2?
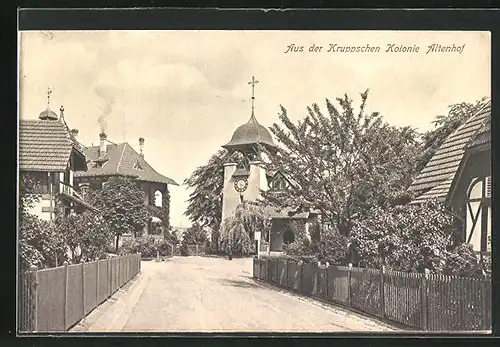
222,113,276,151
222,76,276,152
38,109,59,121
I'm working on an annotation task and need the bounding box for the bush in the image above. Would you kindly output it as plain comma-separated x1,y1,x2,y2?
119,235,174,258
439,243,490,278
19,213,68,270
179,243,192,257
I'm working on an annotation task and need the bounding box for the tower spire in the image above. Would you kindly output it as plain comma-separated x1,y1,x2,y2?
248,76,259,122
47,86,52,111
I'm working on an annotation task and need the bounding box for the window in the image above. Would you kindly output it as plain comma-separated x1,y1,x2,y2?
154,190,162,207
79,183,89,200
465,176,491,252
134,161,144,170
485,176,491,198
272,176,287,191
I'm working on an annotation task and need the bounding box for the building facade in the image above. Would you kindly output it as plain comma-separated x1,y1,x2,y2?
409,100,491,253
220,77,318,252
19,104,95,221
72,131,178,235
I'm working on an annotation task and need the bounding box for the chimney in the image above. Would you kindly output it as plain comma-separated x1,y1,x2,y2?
139,137,145,158
71,129,79,140
99,132,107,157
59,105,65,123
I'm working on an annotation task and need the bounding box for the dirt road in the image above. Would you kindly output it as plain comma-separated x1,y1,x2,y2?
71,256,399,333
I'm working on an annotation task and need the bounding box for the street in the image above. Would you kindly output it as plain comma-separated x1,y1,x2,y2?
71,256,399,333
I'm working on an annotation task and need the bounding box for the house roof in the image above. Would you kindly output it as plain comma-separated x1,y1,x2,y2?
74,142,178,185
19,119,86,172
409,176,454,204
408,100,491,198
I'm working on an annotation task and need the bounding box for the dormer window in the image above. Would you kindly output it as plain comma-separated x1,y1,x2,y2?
134,161,144,170
272,176,287,191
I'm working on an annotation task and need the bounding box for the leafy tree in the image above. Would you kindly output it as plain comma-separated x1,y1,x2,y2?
119,234,174,258
220,202,271,256
349,200,456,272
55,211,113,263
147,189,171,230
87,176,150,252
263,90,420,236
18,173,69,270
415,97,490,173
184,149,231,250
181,222,208,245
18,172,41,216
19,214,68,270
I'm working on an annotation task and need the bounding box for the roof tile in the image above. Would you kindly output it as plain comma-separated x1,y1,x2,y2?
19,119,76,172
409,101,490,195
74,142,178,185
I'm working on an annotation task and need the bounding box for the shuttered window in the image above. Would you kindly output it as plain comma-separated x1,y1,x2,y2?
485,176,491,198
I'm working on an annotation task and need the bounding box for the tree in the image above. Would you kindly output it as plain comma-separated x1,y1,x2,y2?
263,90,421,236
87,176,150,252
415,97,490,173
18,172,69,270
181,223,208,245
349,200,455,272
19,213,69,270
55,211,114,263
184,149,231,251
220,202,272,256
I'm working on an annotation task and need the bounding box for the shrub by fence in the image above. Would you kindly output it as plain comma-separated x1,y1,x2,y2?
19,253,141,333
253,258,491,331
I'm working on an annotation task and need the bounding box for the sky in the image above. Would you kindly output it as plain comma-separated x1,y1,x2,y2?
18,30,490,228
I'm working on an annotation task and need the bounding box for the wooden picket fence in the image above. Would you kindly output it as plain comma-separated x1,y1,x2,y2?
18,253,141,333
253,258,492,331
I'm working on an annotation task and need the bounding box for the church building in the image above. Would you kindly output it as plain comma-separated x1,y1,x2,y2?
220,77,319,252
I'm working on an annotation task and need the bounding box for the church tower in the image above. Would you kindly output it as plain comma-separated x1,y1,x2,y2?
221,76,277,221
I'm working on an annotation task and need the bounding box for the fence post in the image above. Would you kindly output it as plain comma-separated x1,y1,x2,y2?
379,265,386,318
81,260,86,319
324,263,329,302
96,258,100,305
107,257,110,298
482,273,489,330
299,261,303,293
284,260,288,288
347,263,352,308
29,265,38,332
421,269,429,331
138,253,141,272
63,261,69,331
196,244,199,255
275,259,279,285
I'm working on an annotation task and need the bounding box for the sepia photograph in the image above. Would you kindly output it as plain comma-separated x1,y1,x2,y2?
17,29,491,334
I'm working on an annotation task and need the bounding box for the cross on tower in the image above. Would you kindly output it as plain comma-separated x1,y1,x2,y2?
248,76,259,114
47,86,52,110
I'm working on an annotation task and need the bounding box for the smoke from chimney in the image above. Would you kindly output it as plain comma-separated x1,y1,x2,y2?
95,85,114,134
139,137,145,158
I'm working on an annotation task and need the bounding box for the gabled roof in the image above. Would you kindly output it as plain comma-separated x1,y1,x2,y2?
268,170,301,190
74,142,178,185
19,119,86,172
409,100,491,198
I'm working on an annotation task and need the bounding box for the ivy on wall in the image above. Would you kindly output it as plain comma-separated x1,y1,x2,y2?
147,186,171,230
